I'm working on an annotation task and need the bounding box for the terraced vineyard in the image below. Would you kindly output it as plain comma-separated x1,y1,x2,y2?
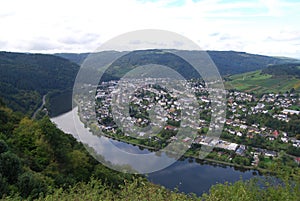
225,70,300,94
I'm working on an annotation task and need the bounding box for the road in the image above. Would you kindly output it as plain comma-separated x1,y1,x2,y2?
32,94,46,119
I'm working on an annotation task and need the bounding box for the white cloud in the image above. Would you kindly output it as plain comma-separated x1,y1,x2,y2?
0,0,299,58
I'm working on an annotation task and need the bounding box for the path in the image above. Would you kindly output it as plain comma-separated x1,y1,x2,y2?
32,94,46,119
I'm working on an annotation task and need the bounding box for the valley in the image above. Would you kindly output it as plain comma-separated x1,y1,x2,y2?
1,50,300,200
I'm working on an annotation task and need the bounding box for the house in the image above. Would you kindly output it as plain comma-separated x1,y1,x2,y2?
237,132,243,137
265,150,277,157
169,136,178,141
282,109,300,115
273,130,279,138
240,125,247,130
268,136,275,141
164,125,176,130
295,157,300,165
236,145,246,155
183,137,191,142
292,141,300,148
255,103,265,110
281,137,289,143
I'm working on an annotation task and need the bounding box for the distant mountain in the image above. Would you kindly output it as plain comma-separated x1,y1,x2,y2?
55,52,90,65
207,51,299,75
56,50,298,76
1,50,298,116
0,52,79,115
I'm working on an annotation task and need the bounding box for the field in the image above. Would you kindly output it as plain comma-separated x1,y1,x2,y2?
225,70,300,94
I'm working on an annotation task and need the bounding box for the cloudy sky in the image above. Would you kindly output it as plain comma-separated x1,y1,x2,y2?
1,0,300,58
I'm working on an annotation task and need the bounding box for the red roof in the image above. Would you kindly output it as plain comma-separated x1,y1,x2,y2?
273,130,279,138
164,125,176,130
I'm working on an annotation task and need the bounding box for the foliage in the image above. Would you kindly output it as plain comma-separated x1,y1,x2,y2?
57,50,291,76
0,52,79,115
0,152,22,183
202,177,300,201
3,175,300,201
262,63,300,78
0,102,132,199
17,172,49,199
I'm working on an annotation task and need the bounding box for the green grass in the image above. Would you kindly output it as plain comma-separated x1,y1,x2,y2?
225,70,300,94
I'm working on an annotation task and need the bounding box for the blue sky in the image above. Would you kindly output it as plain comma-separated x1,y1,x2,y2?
0,0,300,58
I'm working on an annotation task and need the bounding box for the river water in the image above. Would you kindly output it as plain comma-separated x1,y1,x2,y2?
51,107,261,196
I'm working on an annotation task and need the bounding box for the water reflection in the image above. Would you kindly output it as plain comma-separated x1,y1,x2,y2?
51,107,261,195
51,107,177,173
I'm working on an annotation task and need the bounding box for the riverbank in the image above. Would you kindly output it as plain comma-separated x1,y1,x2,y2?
51,107,276,196
86,124,271,175
63,105,290,178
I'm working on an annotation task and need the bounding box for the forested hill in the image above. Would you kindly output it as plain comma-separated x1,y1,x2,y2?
0,100,133,199
207,51,297,75
56,50,298,75
0,50,298,116
262,63,300,78
0,52,79,115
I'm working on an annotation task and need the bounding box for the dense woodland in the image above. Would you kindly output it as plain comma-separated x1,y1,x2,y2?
57,50,294,75
0,98,135,199
0,52,78,115
262,63,300,78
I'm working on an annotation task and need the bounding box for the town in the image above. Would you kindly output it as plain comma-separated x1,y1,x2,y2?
77,78,300,172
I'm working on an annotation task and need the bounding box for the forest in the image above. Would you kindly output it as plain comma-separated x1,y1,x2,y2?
0,52,78,115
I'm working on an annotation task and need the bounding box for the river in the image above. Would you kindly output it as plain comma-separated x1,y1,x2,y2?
51,107,261,196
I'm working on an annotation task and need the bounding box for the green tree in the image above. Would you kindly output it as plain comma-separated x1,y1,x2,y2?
0,173,8,198
67,150,91,181
0,152,22,183
0,140,8,154
17,171,49,199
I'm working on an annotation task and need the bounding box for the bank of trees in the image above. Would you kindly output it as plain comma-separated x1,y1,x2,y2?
0,102,131,199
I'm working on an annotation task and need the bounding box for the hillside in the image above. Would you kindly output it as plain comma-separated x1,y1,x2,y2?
261,63,300,78
0,101,137,199
56,50,297,76
0,51,298,117
0,52,79,115
225,63,300,94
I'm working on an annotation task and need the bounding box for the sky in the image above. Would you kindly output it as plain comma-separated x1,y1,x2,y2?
1,0,300,58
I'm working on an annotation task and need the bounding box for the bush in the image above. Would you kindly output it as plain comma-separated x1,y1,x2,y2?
0,152,22,183
17,172,48,199
0,140,8,154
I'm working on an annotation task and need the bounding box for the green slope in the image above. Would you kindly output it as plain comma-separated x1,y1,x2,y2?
225,63,300,94
0,52,79,115
57,50,297,76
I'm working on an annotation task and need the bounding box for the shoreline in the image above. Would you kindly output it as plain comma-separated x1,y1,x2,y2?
89,126,269,175
55,106,278,177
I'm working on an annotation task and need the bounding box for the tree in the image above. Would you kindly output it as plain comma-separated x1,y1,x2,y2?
0,140,8,154
0,173,8,198
0,152,22,183
17,172,48,199
67,150,91,181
